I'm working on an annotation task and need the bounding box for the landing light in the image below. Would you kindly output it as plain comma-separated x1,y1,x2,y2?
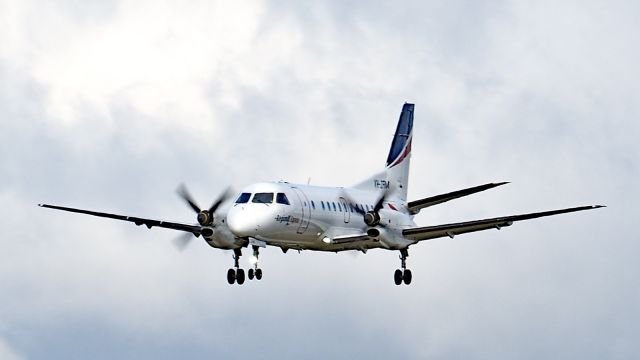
249,255,258,265
322,237,331,244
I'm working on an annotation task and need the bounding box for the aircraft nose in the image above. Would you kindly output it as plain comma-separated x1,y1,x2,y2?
227,206,252,237
227,205,271,237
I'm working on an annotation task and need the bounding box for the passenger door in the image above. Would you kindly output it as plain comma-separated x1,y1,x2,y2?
339,196,350,224
291,187,311,234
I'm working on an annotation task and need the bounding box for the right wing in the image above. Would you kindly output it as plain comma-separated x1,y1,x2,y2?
403,205,604,242
39,203,204,236
408,182,509,215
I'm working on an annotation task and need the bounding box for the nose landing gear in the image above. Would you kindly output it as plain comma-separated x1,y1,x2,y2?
247,245,263,281
394,248,412,285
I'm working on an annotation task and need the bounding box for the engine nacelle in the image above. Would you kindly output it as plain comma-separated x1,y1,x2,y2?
201,227,214,238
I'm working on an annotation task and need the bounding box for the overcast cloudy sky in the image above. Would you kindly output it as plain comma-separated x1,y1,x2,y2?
1,0,638,359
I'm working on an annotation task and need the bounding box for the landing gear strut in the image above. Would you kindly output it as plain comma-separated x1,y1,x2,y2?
247,245,263,281
227,248,245,285
394,248,412,285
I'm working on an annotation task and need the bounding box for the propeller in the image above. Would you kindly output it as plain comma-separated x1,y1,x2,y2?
342,187,392,229
173,232,194,251
177,184,232,226
174,184,233,250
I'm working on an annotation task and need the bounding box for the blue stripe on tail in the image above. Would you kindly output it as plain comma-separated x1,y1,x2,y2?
386,103,414,167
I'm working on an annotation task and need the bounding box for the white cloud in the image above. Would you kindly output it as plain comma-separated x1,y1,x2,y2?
1,0,305,139
0,338,23,360
0,0,638,359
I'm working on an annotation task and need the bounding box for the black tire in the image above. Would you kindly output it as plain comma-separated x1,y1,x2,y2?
227,268,236,285
394,269,403,285
248,268,255,280
236,268,245,285
403,269,412,285
255,268,262,280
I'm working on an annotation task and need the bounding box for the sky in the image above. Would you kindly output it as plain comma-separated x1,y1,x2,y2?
0,0,638,359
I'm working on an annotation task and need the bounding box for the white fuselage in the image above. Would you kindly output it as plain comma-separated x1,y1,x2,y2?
217,181,417,252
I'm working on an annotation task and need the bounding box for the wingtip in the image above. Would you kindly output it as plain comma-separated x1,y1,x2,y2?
594,205,606,209
493,181,510,186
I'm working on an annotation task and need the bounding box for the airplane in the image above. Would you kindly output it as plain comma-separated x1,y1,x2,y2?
39,103,604,286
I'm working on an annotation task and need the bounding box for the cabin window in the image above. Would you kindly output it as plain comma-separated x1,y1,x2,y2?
337,203,342,212
252,193,274,204
276,193,290,205
235,193,251,204
332,202,337,211
311,200,316,209
321,201,325,210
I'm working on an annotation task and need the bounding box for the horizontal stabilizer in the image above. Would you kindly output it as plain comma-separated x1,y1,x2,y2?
403,205,605,242
408,182,509,214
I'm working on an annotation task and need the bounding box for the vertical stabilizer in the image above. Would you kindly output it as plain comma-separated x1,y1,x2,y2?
385,103,413,200
353,103,413,201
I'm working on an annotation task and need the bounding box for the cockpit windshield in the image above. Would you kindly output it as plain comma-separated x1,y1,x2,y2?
252,193,274,204
235,193,251,204
276,193,290,205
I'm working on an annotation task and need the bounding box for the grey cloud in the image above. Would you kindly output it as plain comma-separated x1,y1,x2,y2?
1,0,638,359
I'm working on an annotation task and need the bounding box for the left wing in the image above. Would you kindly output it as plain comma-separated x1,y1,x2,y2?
39,204,204,236
403,205,604,241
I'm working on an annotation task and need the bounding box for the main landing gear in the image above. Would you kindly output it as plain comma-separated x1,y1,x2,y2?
227,248,245,285
394,248,412,285
226,247,264,285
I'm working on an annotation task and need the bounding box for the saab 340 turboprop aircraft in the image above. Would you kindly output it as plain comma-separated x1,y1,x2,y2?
40,103,604,285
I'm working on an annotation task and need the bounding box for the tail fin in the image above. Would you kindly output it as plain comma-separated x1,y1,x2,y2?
354,103,414,201
385,103,413,200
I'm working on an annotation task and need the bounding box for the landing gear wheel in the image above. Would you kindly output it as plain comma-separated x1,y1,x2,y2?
255,268,263,280
227,268,236,285
394,248,413,286
403,269,412,285
236,268,245,285
394,269,403,285
248,268,255,280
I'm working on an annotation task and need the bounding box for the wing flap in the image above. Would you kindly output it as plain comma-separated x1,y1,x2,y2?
331,233,370,244
39,204,203,235
403,205,604,241
408,182,509,214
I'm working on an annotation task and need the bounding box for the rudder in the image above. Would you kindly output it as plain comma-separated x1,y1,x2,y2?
385,103,413,200
353,103,413,201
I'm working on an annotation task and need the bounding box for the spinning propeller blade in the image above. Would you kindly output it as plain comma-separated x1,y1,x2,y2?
177,184,202,213
173,232,195,251
208,187,233,214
